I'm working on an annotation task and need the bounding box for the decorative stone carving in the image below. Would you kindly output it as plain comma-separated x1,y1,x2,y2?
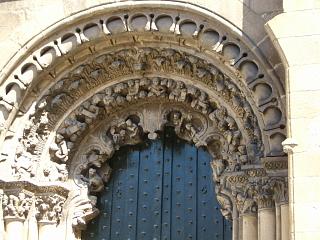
269,177,288,204
35,194,66,223
42,162,68,182
72,195,99,230
2,192,33,219
12,145,36,180
0,7,289,236
215,185,233,220
81,168,104,193
232,187,257,214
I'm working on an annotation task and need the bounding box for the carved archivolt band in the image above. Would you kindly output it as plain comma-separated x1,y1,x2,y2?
0,3,288,236
0,5,285,154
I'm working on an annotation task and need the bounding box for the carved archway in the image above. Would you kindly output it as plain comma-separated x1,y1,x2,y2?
0,2,288,240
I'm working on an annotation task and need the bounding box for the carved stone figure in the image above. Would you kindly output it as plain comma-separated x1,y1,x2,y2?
216,190,232,220
191,91,209,114
209,107,228,130
148,78,167,97
78,101,99,124
110,118,141,148
85,168,104,193
59,114,86,142
103,87,116,111
97,164,112,183
126,80,140,101
86,150,106,168
12,146,36,180
49,133,69,162
211,158,226,181
3,192,33,219
169,81,187,102
43,162,68,182
35,194,65,223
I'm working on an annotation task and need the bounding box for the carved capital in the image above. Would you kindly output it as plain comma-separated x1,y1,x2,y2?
2,190,33,220
35,194,66,223
269,177,288,204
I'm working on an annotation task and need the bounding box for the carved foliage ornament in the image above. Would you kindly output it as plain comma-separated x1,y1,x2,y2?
35,194,66,223
2,191,33,220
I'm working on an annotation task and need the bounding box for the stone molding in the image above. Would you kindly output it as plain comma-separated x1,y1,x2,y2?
0,4,285,151
0,3,288,236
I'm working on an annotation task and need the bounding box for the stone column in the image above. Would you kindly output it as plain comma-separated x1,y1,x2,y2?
24,202,39,240
241,213,258,240
4,217,25,240
38,221,57,240
232,209,239,240
35,193,66,240
271,177,289,240
1,191,33,240
280,203,289,240
275,203,281,240
0,190,5,240
258,198,276,240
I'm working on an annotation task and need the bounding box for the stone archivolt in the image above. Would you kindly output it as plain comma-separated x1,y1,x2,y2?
0,4,288,238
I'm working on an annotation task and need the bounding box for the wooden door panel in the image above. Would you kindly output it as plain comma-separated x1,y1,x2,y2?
83,127,232,240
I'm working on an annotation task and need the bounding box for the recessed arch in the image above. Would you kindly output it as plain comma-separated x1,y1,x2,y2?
0,2,288,240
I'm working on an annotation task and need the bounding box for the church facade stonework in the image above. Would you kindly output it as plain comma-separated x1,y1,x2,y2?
0,1,319,240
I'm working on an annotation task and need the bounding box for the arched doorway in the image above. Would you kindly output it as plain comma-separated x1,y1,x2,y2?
0,2,289,240
83,127,232,240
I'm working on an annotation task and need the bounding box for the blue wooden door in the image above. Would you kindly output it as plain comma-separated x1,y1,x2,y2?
83,127,232,240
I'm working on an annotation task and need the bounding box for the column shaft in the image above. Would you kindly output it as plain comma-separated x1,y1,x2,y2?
281,204,289,240
4,218,24,240
275,204,281,240
242,214,258,240
232,210,239,240
38,222,57,240
258,208,276,240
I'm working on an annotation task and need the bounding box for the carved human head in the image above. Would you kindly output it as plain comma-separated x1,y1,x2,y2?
152,78,160,85
88,168,97,177
105,87,113,95
18,192,26,200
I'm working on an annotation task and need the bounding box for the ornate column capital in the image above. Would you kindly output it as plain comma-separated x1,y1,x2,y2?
2,189,33,221
269,177,289,204
35,193,66,224
0,180,69,223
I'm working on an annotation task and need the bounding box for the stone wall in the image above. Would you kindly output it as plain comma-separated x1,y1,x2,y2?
0,0,320,240
266,1,320,239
